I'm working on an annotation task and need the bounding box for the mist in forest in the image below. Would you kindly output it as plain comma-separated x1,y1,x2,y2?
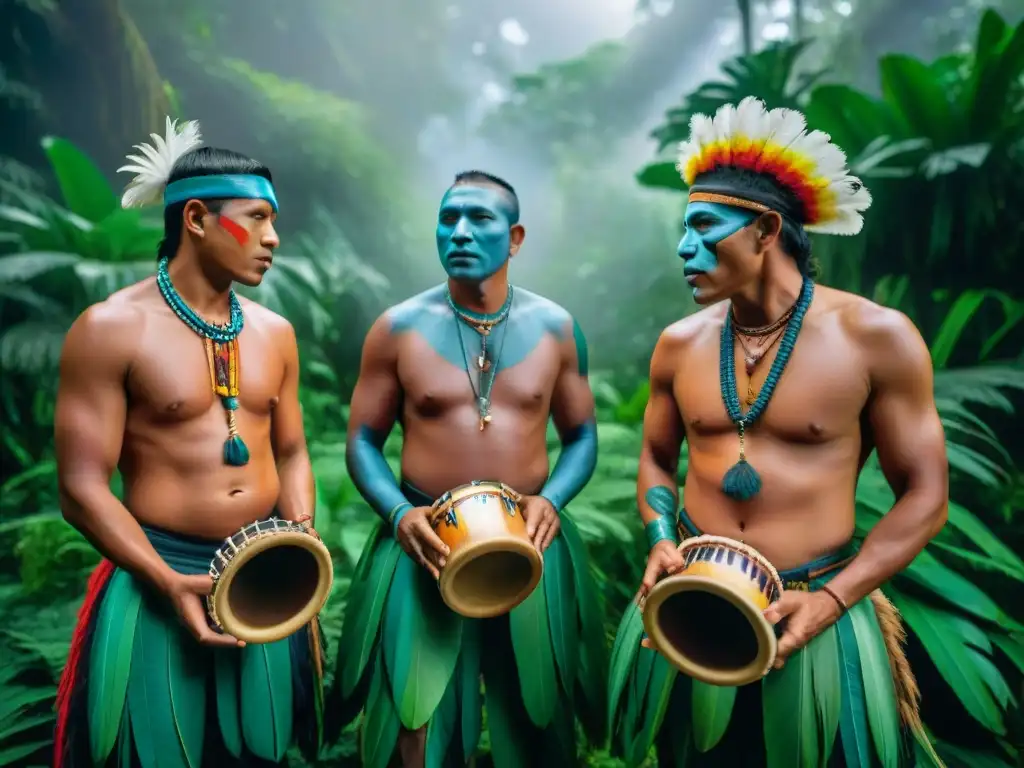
2,0,1021,342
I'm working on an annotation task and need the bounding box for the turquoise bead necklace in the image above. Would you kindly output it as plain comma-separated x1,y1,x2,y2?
156,257,250,465
719,277,814,501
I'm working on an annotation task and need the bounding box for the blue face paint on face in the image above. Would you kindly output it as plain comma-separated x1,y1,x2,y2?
677,201,757,300
436,185,515,281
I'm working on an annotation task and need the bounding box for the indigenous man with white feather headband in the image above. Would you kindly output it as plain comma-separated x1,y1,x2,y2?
607,97,949,767
52,118,324,768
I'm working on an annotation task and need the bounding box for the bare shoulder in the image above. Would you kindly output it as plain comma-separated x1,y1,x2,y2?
237,296,297,343
64,280,154,360
657,304,724,356
827,288,932,375
386,284,448,333
515,287,573,324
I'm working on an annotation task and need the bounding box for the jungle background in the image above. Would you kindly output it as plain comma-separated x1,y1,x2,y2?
1,0,1024,766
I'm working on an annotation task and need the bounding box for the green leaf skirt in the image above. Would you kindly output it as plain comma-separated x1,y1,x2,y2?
607,510,945,768
53,523,325,768
328,482,608,768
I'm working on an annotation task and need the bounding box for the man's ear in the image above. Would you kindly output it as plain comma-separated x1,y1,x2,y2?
756,211,783,251
509,224,526,258
183,199,210,238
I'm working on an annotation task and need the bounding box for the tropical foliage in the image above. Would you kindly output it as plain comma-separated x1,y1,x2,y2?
0,2,1022,768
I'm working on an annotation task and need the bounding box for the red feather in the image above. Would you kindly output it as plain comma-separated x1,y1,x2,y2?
54,559,115,768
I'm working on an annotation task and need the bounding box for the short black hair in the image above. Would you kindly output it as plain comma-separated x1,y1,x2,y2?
691,167,814,277
450,170,520,224
157,147,273,261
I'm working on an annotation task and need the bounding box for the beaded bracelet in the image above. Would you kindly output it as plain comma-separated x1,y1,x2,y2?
645,515,679,550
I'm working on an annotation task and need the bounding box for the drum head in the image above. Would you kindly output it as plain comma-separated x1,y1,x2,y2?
642,574,777,687
211,530,333,644
438,537,543,619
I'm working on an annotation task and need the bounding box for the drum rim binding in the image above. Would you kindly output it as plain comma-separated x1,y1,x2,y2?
676,534,785,592
206,516,332,641
427,480,523,527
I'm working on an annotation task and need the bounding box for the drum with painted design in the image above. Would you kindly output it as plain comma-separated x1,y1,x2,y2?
429,481,543,618
641,534,785,686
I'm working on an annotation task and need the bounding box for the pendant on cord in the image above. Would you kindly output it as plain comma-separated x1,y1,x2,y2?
478,397,493,431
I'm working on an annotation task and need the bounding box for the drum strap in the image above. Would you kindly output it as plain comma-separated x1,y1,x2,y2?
676,506,856,591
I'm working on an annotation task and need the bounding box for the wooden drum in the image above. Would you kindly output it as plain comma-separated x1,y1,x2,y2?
641,534,785,686
428,481,543,619
207,517,333,644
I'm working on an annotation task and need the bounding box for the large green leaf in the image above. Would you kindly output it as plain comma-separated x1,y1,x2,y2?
889,591,1006,734
879,55,959,147
635,161,687,192
40,137,117,224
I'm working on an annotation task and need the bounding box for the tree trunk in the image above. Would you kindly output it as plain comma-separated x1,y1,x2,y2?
11,0,169,179
736,0,754,55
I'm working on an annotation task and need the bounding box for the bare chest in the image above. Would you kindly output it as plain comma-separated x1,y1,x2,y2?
128,317,284,422
677,328,869,444
397,332,561,419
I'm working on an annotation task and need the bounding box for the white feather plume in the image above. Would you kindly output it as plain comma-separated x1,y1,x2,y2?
675,96,871,236
117,117,203,209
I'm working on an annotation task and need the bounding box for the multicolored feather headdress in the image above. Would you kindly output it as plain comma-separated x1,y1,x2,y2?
117,116,278,212
675,96,871,235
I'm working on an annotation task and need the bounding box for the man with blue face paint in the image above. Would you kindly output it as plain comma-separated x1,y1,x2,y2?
608,99,948,766
329,171,606,766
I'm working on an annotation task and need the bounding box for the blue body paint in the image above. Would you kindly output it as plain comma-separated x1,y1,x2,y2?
346,425,413,533
436,186,518,282
389,285,570,375
539,420,598,513
571,318,589,376
643,485,679,548
349,181,596,524
678,201,757,300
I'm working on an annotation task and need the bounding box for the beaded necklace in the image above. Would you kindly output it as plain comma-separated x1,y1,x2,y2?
156,257,250,466
719,277,814,501
445,285,514,430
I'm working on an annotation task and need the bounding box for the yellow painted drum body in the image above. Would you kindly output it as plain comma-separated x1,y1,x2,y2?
429,481,543,619
642,534,785,687
207,517,333,645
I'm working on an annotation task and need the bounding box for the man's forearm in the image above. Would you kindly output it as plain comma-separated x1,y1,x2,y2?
60,484,176,591
636,447,681,548
539,420,597,512
347,425,414,531
275,449,316,523
827,490,947,606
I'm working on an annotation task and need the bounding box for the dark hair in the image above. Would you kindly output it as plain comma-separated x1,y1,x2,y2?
691,167,815,277
157,147,273,261
451,170,521,224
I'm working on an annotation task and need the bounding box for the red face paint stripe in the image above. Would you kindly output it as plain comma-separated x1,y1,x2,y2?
218,215,249,245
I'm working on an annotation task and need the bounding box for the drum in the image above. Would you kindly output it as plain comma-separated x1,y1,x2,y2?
428,481,543,619
207,517,333,644
641,534,785,687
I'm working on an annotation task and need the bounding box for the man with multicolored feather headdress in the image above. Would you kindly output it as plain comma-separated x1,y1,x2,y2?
607,97,949,766
52,118,324,767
